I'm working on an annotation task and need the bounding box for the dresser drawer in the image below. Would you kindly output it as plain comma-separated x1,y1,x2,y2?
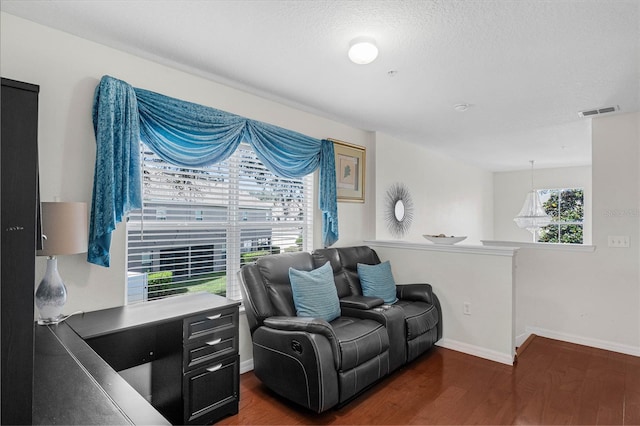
183,355,239,425
183,307,237,344
183,326,237,370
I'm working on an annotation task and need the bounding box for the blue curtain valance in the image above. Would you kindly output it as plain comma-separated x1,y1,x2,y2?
89,75,338,267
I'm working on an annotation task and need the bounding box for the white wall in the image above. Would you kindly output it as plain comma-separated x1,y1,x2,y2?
374,133,493,244
369,241,517,365
493,166,592,244
513,112,639,355
590,111,639,351
1,12,376,366
370,133,513,364
331,131,378,248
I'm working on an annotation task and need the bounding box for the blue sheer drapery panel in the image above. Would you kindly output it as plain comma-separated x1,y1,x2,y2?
89,75,339,266
89,76,142,267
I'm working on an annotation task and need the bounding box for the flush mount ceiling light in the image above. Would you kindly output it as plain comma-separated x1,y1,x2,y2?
453,103,470,112
348,37,378,65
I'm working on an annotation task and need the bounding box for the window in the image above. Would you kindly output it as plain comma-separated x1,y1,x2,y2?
126,143,313,304
537,188,584,244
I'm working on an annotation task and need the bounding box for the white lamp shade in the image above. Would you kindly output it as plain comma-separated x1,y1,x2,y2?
513,191,552,230
37,202,88,256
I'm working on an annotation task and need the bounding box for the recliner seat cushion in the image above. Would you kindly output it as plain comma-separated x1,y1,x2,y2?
394,300,439,340
330,317,389,371
338,351,390,403
406,327,439,362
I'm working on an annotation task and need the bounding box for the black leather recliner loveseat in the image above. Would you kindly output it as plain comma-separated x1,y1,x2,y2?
238,246,442,413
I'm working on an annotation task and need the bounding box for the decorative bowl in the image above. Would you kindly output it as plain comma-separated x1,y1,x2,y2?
422,235,467,245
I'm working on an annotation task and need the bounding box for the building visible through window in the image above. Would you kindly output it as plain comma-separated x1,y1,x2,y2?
126,143,313,304
537,188,584,244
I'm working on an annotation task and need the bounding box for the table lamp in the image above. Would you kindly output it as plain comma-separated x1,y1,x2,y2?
35,202,88,325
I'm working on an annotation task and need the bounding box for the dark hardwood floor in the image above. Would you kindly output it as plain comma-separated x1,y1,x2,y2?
219,336,640,425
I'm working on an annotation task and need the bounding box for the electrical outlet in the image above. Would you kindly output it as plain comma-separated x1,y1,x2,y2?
463,302,471,316
608,235,630,248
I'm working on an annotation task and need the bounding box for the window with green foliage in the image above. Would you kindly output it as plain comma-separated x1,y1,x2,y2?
537,188,584,244
126,143,313,304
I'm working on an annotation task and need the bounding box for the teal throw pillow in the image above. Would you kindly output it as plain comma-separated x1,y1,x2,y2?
289,261,341,322
357,261,398,304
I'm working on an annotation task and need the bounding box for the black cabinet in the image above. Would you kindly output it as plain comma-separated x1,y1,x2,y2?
182,307,239,424
1,78,40,425
67,293,240,425
183,354,239,424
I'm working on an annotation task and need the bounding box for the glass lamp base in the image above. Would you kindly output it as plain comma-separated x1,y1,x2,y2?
37,315,65,326
35,256,67,325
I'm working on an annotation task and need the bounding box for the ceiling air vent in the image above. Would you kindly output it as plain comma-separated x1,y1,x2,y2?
578,105,619,118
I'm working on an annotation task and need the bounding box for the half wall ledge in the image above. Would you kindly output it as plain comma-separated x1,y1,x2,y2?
481,240,596,252
364,239,519,257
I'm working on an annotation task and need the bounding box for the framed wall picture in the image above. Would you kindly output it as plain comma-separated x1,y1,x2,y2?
331,139,365,202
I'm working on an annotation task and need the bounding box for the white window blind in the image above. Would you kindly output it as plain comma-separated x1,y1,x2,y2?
126,143,313,304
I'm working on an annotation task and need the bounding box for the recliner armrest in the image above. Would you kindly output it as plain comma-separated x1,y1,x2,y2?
396,283,435,304
340,295,384,310
262,316,341,369
264,316,337,341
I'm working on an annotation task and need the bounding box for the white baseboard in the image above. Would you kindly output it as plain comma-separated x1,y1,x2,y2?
240,358,254,374
436,338,514,365
515,332,530,348
525,326,640,357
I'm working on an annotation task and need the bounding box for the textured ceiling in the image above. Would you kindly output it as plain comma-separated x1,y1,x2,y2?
2,0,638,171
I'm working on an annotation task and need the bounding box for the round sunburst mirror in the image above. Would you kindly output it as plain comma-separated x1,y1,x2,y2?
384,183,414,238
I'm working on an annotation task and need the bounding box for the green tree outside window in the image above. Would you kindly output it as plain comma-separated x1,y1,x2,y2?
537,188,584,244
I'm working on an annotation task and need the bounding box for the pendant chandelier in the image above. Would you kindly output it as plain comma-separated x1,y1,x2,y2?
513,160,551,238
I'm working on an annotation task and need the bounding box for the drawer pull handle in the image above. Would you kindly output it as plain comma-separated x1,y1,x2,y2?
206,338,222,346
206,363,223,373
206,314,222,320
